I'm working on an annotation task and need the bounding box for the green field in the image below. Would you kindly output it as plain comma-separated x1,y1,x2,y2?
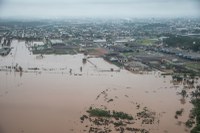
137,38,158,46
186,62,200,71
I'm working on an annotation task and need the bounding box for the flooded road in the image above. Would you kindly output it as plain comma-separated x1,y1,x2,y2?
0,40,195,133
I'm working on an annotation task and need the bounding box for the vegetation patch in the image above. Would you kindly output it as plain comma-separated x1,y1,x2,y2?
186,63,200,71
87,107,111,117
113,111,133,120
163,35,200,52
175,108,184,119
113,121,124,127
87,107,133,120
172,74,183,82
185,119,195,128
137,107,157,125
80,106,153,133
185,84,200,132
137,38,158,46
190,99,200,133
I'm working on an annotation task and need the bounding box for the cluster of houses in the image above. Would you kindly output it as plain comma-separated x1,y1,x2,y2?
160,48,200,61
0,47,11,56
0,38,12,56
104,52,150,72
31,38,77,54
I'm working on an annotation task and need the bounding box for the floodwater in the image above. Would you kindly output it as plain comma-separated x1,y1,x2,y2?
0,40,195,133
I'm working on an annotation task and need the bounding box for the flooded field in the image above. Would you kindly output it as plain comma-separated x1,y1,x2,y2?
0,40,196,133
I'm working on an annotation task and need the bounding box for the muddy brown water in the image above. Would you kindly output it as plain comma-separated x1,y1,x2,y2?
0,40,195,133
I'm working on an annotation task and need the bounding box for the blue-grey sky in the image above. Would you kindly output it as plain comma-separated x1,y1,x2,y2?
0,0,199,18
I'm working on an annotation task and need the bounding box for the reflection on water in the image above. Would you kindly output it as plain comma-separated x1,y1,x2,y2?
0,40,196,133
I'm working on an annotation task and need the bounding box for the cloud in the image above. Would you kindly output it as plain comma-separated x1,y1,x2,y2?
0,0,199,18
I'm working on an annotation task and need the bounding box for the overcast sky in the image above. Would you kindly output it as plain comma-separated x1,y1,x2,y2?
0,0,199,19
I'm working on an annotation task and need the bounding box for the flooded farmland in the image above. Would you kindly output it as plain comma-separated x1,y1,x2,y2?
0,40,196,133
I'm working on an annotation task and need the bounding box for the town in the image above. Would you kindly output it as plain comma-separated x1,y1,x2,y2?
0,18,200,75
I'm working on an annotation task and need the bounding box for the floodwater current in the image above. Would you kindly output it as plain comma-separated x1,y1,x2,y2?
0,40,196,133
